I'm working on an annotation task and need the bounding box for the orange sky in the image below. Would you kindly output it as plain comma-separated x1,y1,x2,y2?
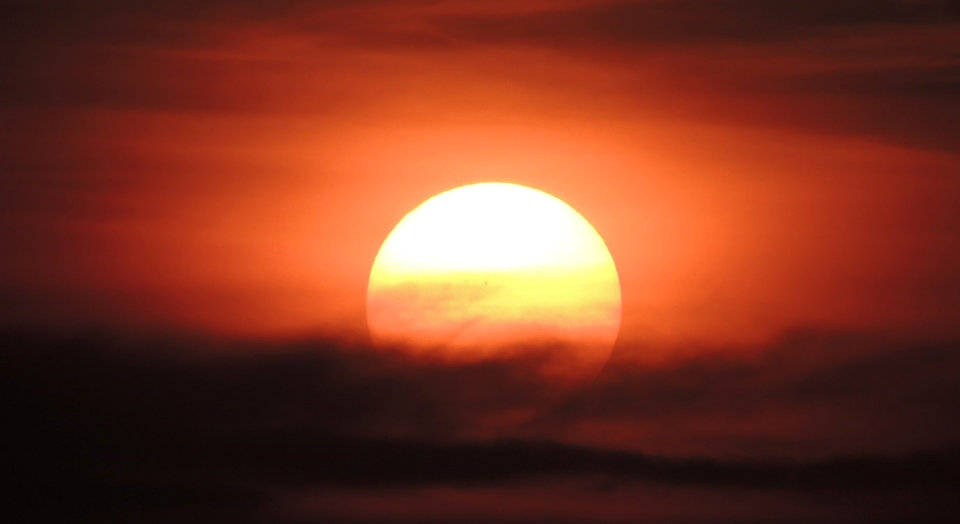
5,3,960,522
2,0,958,354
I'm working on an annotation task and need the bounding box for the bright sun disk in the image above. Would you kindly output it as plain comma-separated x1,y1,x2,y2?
367,182,621,383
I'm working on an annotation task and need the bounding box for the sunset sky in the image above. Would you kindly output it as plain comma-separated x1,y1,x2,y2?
4,1,960,522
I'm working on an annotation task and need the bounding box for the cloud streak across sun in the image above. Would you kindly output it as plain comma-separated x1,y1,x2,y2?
367,183,620,378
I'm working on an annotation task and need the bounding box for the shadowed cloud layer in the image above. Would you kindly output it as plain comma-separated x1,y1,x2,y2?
5,329,960,521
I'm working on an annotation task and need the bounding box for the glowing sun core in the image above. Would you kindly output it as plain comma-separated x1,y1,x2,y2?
367,182,621,381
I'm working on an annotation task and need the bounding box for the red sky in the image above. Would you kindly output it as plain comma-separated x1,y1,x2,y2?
3,0,959,348
3,1,960,522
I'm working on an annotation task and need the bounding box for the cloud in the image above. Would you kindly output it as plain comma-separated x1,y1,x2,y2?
2,0,957,156
5,328,960,521
10,1,956,56
433,0,960,47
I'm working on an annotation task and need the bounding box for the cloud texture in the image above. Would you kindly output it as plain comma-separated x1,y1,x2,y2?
5,329,960,521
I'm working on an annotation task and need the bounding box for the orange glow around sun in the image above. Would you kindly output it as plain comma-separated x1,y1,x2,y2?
367,182,621,382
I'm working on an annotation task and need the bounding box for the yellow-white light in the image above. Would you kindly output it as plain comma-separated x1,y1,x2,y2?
367,182,621,382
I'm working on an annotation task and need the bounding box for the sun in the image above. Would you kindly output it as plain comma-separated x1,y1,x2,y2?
367,182,621,382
